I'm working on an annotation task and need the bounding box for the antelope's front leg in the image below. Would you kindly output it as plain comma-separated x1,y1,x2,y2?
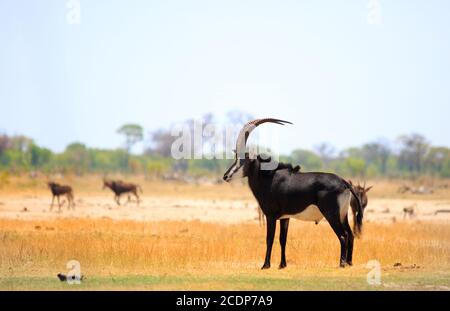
134,192,140,205
50,196,55,211
57,196,62,212
279,218,290,269
262,216,277,269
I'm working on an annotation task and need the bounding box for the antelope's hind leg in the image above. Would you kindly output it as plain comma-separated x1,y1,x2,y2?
69,194,75,210
343,215,354,266
328,217,349,268
320,196,350,268
134,190,140,205
57,195,62,212
66,194,70,210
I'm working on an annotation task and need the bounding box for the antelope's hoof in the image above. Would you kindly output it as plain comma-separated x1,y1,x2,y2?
339,262,346,268
261,263,270,270
278,263,287,269
347,261,353,266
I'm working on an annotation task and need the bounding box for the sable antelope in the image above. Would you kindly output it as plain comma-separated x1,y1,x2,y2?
102,178,142,205
223,118,364,268
349,181,372,231
257,164,301,227
48,182,75,211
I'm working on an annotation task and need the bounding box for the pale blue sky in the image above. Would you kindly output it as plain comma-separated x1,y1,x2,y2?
1,0,449,154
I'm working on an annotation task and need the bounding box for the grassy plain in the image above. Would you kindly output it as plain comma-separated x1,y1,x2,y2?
0,175,449,290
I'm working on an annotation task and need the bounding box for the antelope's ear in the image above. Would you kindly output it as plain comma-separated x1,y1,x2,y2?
365,185,373,192
348,179,353,186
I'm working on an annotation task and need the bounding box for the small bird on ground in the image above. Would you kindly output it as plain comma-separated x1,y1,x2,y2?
57,273,85,282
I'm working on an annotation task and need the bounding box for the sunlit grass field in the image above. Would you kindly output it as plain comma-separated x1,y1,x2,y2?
1,218,449,290
1,174,449,290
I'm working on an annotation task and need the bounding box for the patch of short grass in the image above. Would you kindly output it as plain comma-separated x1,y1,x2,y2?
1,270,449,291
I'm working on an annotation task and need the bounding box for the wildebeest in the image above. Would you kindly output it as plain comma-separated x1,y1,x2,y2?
403,204,416,218
223,118,364,268
48,182,75,211
103,178,142,205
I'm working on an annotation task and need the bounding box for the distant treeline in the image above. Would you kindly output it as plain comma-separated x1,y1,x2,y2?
0,131,449,178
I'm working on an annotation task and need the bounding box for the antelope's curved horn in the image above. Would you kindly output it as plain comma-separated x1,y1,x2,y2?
235,118,292,157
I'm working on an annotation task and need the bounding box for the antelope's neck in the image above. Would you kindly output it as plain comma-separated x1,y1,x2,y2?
247,169,268,208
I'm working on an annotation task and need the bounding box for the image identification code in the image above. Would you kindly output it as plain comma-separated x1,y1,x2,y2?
176,295,273,308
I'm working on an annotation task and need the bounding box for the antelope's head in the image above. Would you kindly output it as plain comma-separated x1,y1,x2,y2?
102,178,112,190
349,180,373,209
223,118,292,182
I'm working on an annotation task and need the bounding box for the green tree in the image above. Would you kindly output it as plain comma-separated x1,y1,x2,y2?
289,149,323,171
29,144,52,168
398,134,430,174
117,124,144,152
344,157,366,177
0,149,28,171
314,143,335,170
62,142,91,175
362,142,391,174
425,147,450,177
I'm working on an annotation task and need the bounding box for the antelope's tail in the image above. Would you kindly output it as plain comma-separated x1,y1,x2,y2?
343,179,363,238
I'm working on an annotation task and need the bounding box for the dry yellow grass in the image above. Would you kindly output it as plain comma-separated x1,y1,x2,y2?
1,218,449,279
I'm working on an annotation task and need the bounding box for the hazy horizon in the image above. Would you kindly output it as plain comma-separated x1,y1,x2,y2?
1,0,450,154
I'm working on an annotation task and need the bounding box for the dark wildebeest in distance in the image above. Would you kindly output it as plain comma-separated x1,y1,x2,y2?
48,182,75,211
103,178,142,206
403,204,416,219
349,181,372,231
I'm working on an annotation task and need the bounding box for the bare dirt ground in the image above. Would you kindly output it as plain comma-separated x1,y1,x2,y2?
0,195,257,223
1,195,449,224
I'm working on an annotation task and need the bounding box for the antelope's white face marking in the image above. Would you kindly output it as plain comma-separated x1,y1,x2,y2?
223,158,245,182
280,205,324,223
338,190,351,223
